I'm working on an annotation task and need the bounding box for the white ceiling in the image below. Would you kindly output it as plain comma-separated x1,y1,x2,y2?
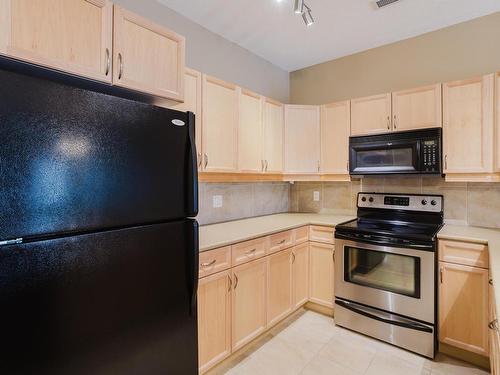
157,0,500,72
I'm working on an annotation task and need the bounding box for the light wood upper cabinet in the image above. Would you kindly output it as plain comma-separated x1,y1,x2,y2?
392,84,442,131
171,68,202,168
309,242,334,308
267,249,292,327
438,261,489,356
292,243,309,309
351,93,392,136
113,5,185,101
263,98,284,173
198,270,232,374
443,74,495,174
232,258,267,351
202,75,239,172
320,101,350,175
0,0,113,82
238,90,264,173
284,105,320,174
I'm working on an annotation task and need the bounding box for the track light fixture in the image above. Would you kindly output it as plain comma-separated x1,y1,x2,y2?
294,0,314,27
294,0,304,14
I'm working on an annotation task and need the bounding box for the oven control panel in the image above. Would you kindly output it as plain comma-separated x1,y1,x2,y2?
358,193,443,212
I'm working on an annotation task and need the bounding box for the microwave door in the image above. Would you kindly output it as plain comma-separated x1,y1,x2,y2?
350,140,419,175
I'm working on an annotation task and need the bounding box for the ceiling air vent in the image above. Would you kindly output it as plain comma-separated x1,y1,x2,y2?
376,0,400,8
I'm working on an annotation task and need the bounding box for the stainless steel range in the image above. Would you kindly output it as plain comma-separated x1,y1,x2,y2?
334,192,444,358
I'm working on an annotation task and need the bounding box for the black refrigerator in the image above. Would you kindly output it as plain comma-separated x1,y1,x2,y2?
0,67,199,374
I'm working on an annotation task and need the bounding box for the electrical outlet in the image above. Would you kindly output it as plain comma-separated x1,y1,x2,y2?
213,195,223,208
313,191,320,202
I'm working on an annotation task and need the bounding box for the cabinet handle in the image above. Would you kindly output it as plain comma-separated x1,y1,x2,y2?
489,319,499,331
118,53,124,80
292,252,296,264
228,274,232,292
261,160,264,172
233,273,239,290
201,259,216,267
393,115,397,129
245,248,256,256
204,154,208,168
439,268,443,283
490,278,494,286
332,249,335,263
387,116,390,130
265,160,268,172
197,152,202,168
105,48,110,76
317,160,320,172
444,155,448,170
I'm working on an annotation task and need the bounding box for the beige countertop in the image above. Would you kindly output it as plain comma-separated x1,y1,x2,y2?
199,214,500,316
199,213,355,252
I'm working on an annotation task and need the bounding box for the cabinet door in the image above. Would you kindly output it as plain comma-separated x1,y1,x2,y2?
113,5,185,101
351,93,392,136
238,90,263,173
284,105,320,174
309,242,334,308
171,68,202,169
267,249,292,327
320,101,350,174
438,261,489,356
443,74,494,174
490,279,500,375
232,258,267,351
0,0,113,82
496,72,500,172
392,84,442,131
198,270,232,374
263,98,284,173
202,75,239,172
292,243,309,309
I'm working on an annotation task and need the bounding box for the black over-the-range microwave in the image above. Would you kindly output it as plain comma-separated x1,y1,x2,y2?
349,127,442,176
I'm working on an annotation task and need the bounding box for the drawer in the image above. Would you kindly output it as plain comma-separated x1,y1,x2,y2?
309,226,334,244
294,226,309,245
439,239,489,269
199,246,231,278
232,237,269,266
269,230,294,254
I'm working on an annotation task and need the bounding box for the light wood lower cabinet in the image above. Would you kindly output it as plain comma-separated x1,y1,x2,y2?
267,249,292,326
232,258,267,351
0,0,113,83
198,270,232,373
309,242,335,308
438,261,489,356
292,243,309,308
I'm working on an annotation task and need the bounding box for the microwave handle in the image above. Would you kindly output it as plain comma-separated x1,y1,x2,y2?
335,299,433,333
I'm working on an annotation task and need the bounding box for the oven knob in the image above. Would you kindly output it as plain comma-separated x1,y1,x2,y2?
421,199,428,205
368,197,374,203
361,197,367,202
431,200,437,206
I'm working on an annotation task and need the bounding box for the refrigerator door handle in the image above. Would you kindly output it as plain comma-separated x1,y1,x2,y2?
189,220,199,317
187,112,199,217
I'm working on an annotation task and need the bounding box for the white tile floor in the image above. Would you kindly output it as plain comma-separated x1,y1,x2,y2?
211,311,490,375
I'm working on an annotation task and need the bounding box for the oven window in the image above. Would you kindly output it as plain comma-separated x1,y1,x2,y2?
344,246,420,298
355,147,415,172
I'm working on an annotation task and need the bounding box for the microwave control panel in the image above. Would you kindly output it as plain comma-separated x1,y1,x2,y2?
422,139,439,172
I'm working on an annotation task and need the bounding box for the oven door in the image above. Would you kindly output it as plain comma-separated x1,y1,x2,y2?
349,139,420,175
335,239,435,324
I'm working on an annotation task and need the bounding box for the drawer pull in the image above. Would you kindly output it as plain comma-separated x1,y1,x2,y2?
278,239,286,245
245,248,257,255
233,273,239,290
490,278,494,286
201,259,216,267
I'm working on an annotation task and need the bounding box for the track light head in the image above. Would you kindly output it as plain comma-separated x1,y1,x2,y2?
294,0,304,14
302,4,314,26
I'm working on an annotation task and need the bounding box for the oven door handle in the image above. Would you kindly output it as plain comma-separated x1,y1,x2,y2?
335,299,433,333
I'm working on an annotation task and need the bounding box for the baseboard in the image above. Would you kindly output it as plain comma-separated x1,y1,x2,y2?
304,301,334,317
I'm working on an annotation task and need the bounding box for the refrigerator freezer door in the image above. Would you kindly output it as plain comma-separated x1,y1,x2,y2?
0,68,198,240
0,220,199,375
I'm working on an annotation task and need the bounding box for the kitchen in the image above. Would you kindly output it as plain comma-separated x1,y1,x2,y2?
1,0,500,374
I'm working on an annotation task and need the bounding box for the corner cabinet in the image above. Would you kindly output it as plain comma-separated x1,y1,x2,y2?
0,0,113,83
392,84,442,131
263,98,284,173
351,93,392,136
113,5,185,101
320,100,351,177
284,105,320,174
442,74,496,181
238,90,264,173
202,75,239,172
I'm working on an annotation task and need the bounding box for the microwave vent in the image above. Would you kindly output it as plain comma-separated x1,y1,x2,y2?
376,0,400,8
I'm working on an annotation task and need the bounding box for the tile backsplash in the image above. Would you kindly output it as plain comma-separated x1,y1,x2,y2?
197,182,290,225
290,176,500,229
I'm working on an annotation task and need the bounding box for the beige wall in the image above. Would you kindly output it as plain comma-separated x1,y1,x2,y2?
290,177,500,229
290,12,500,104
